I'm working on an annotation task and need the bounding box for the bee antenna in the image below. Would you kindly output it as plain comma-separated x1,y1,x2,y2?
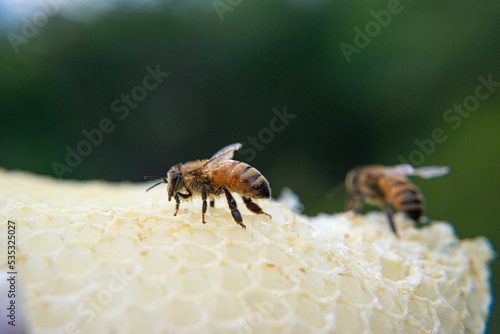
144,176,168,192
144,176,166,180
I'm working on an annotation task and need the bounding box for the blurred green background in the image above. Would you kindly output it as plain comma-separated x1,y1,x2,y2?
1,0,499,332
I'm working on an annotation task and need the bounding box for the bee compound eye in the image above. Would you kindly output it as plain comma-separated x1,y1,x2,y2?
171,171,180,184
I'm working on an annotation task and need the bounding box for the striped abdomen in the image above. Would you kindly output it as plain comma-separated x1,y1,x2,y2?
211,160,271,199
378,175,424,221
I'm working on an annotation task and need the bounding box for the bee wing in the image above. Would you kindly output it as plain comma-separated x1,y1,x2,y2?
380,164,450,179
411,166,451,179
378,164,416,176
208,142,242,162
192,143,242,173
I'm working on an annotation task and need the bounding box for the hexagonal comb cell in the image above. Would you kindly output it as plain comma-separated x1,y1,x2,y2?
0,169,493,334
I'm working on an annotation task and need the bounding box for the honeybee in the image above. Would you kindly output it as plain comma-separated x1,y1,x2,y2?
144,143,271,229
345,164,450,236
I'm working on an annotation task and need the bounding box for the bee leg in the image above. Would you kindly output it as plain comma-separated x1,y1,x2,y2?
242,196,272,218
384,204,399,237
210,198,215,208
220,185,246,229
178,190,192,199
175,192,191,217
345,192,355,211
201,185,208,224
174,193,181,216
346,194,364,213
353,195,365,214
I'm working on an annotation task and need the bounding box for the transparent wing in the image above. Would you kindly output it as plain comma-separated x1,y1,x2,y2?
379,164,450,179
208,142,242,162
193,143,242,173
378,164,415,176
411,166,451,179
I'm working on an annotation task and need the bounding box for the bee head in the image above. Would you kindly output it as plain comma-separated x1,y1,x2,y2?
345,169,360,192
167,166,183,201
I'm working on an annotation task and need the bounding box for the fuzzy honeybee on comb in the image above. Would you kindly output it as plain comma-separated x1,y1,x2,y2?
345,164,450,236
145,143,271,229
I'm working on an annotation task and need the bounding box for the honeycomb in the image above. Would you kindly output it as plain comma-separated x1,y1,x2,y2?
0,169,493,333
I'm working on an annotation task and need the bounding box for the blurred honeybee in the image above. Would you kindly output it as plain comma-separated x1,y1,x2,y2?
345,164,450,236
145,143,271,229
